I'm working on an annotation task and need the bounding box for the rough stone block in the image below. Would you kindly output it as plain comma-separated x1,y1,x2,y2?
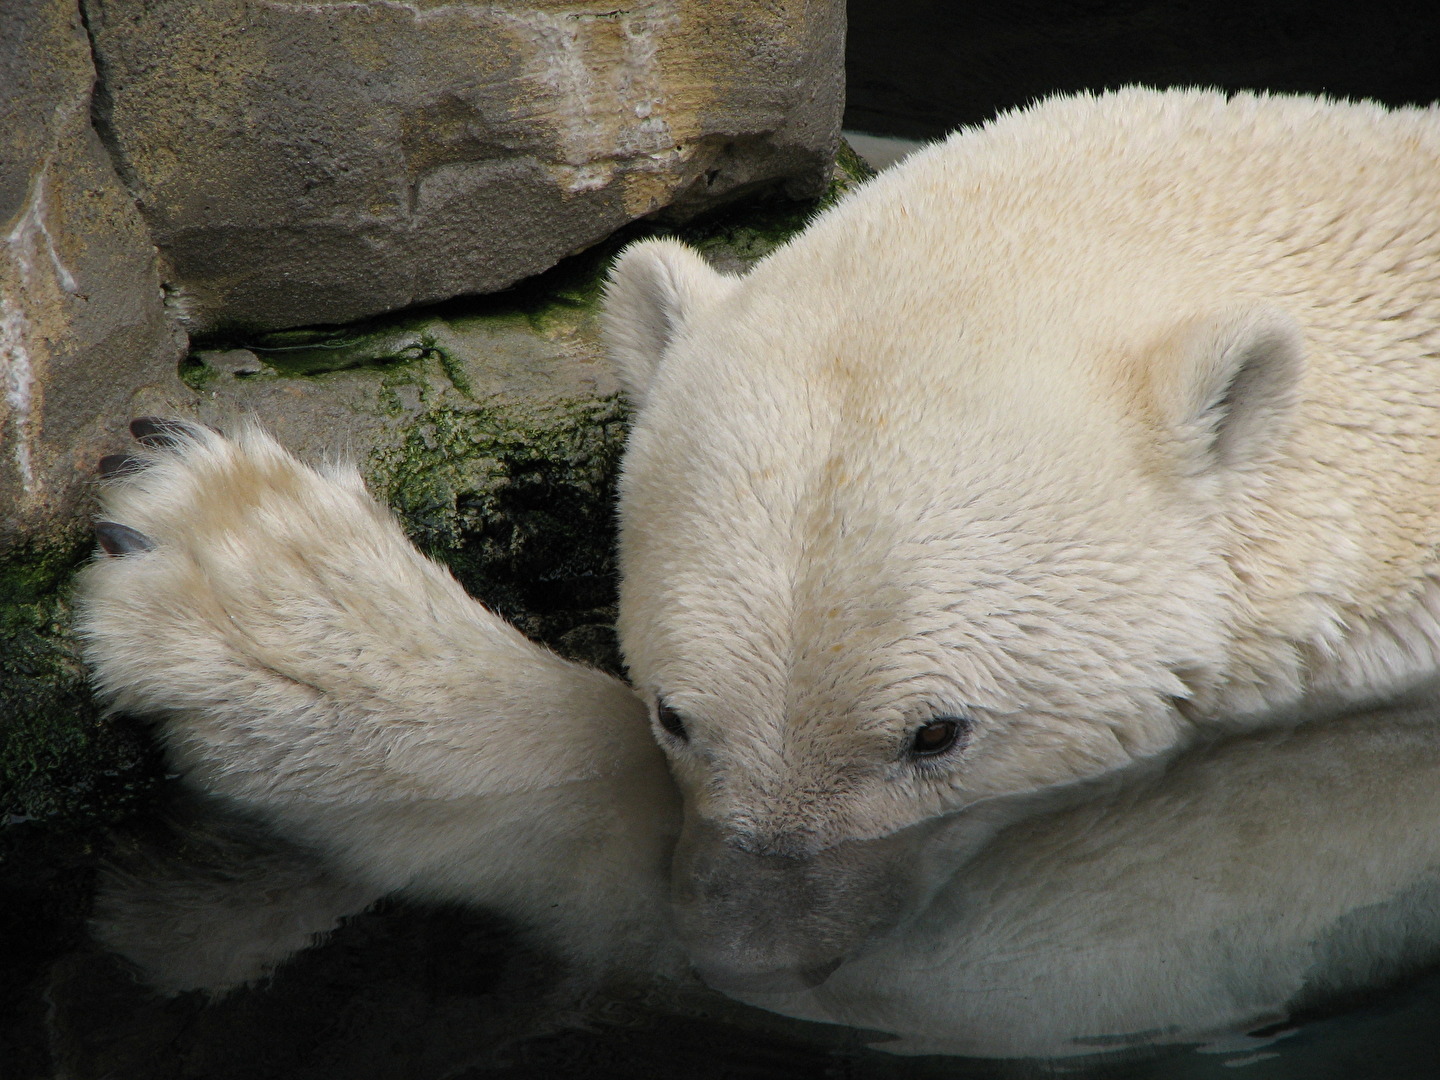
83,0,846,333
1,0,188,827
1,0,188,554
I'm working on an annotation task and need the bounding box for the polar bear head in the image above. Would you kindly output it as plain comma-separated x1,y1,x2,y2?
602,210,1302,988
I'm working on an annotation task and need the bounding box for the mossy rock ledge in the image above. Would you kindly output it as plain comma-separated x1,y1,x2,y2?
0,156,874,829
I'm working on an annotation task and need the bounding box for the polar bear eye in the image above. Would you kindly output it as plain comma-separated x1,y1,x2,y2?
656,698,689,742
910,718,965,758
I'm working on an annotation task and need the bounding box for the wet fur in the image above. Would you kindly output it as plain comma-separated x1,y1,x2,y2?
77,417,1440,1058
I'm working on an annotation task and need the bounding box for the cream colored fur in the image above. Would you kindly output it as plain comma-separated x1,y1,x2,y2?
79,424,682,973
608,88,1440,845
76,88,1440,1058
77,417,1440,1058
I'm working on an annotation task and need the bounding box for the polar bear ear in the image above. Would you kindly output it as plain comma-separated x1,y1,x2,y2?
601,238,735,408
1156,306,1305,476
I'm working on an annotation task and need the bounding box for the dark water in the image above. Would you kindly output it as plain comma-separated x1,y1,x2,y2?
6,724,1440,1080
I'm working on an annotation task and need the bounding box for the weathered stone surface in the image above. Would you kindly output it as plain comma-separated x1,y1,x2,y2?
1,0,187,828
1,0,186,821
83,0,845,334
1,0,188,554
193,348,262,376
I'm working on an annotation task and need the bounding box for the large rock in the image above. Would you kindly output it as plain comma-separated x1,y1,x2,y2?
82,0,845,334
1,0,187,827
1,0,188,554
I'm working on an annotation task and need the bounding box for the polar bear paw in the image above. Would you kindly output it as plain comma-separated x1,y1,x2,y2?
80,417,415,716
77,418,507,808
77,418,651,818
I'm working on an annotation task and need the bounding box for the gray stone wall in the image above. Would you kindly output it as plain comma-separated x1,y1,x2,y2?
1,0,189,556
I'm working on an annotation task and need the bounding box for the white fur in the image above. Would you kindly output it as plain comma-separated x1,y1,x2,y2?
77,419,1440,1057
78,424,682,973
611,88,1440,844
77,88,1440,1057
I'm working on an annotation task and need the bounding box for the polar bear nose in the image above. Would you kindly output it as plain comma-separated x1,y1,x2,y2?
669,817,915,995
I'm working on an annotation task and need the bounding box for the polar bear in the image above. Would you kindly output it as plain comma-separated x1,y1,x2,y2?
604,86,1440,988
78,89,1440,1057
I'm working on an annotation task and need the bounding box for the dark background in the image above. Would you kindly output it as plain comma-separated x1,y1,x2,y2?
845,0,1440,139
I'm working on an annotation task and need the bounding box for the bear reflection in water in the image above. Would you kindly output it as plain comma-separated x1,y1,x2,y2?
92,677,1440,1059
82,88,1440,1061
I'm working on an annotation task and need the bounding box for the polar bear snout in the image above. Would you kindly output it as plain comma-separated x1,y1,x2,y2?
669,816,919,994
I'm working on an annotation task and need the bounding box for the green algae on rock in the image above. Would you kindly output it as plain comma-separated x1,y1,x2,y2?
368,397,630,674
0,537,165,825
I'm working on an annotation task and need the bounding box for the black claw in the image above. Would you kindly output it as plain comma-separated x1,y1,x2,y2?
96,521,156,556
98,453,147,479
129,416,195,448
